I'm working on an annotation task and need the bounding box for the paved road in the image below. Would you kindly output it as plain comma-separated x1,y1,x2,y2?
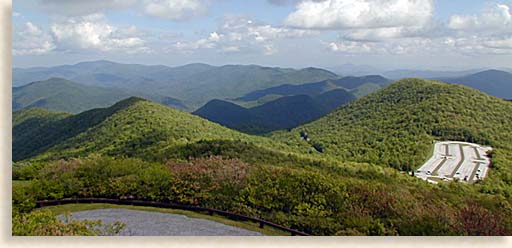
59,208,263,236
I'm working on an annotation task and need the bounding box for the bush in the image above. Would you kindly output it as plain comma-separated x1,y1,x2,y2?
13,210,125,236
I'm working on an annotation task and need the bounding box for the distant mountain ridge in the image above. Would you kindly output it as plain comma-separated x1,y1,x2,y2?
13,78,187,113
235,75,390,104
194,88,357,134
382,69,482,79
14,60,340,108
437,70,512,99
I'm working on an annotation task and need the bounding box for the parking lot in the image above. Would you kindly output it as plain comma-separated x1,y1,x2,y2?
415,141,492,184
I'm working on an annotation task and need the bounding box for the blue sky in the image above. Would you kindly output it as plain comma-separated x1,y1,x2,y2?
12,0,512,70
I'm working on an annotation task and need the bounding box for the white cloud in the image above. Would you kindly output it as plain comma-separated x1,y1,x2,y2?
327,40,416,55
285,0,434,30
448,4,512,33
222,46,241,52
51,14,149,53
484,36,512,50
174,32,221,50
33,0,210,21
143,0,209,21
36,0,137,16
13,22,56,55
448,36,512,55
341,21,447,42
328,35,512,56
173,16,315,55
326,3,512,56
267,0,301,6
328,41,376,54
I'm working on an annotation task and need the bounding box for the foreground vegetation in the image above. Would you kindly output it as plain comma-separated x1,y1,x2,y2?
13,155,512,235
12,79,512,235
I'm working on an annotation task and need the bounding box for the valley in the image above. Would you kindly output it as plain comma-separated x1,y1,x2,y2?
10,0,512,238
11,63,512,236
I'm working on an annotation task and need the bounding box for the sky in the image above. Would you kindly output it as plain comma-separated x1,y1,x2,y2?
12,0,512,70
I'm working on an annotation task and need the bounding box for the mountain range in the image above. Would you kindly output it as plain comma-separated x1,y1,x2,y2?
14,60,339,108
437,70,512,99
12,97,287,162
235,75,390,104
194,89,356,134
13,78,186,113
15,78,512,175
13,78,512,235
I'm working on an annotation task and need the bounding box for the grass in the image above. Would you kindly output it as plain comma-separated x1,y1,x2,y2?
37,203,290,236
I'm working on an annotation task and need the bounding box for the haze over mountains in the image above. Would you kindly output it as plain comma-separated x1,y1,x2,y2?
13,78,187,113
437,70,512,99
12,77,512,236
15,77,512,168
236,75,390,103
13,60,339,109
12,60,512,136
330,63,512,79
194,89,356,134
192,75,389,133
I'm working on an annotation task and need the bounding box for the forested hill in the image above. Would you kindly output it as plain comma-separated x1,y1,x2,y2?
14,61,340,108
272,78,512,188
12,97,289,162
13,80,512,236
194,89,356,134
13,77,187,113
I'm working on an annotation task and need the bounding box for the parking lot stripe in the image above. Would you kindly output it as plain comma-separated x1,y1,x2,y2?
473,147,482,160
469,162,483,182
449,144,465,177
432,158,447,176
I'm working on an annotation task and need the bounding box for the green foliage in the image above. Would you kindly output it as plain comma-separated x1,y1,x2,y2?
166,156,249,207
14,97,292,162
12,155,512,236
14,61,339,109
273,79,512,196
194,90,356,135
13,210,125,236
13,78,188,113
11,79,512,235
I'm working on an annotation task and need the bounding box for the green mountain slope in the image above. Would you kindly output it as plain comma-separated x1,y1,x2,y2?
13,78,188,113
194,89,356,134
272,79,512,182
13,97,286,162
13,82,512,236
350,83,382,98
13,108,71,148
14,61,340,108
13,107,70,127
